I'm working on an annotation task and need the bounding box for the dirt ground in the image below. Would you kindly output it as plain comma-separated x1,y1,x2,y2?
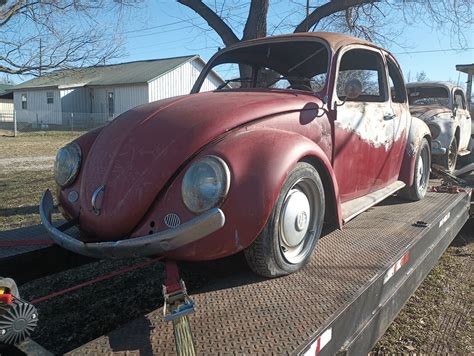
0,132,472,354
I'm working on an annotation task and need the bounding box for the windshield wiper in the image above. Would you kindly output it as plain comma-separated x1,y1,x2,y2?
216,77,252,90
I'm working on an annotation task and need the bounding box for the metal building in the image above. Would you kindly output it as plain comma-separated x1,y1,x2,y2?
0,84,14,122
11,56,223,129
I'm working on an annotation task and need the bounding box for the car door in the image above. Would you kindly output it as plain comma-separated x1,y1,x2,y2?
453,89,471,151
333,47,395,202
384,54,410,181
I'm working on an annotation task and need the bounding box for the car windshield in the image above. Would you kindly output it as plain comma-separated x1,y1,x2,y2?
195,40,329,94
408,86,449,106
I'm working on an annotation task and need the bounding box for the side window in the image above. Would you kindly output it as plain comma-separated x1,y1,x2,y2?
21,93,27,110
46,91,54,104
386,57,407,103
337,49,387,102
454,90,466,109
107,91,114,118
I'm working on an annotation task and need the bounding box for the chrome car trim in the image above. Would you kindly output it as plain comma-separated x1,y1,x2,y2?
40,190,225,259
91,184,105,215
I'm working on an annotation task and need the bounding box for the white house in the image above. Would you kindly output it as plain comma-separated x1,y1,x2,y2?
12,55,223,128
0,84,14,122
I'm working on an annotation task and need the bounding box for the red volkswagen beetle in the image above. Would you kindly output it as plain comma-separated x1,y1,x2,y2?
40,32,431,277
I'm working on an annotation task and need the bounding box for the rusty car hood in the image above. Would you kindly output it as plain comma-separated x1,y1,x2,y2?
78,90,322,239
409,104,452,122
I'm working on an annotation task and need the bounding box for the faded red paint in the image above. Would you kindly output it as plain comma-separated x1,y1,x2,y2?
55,32,427,261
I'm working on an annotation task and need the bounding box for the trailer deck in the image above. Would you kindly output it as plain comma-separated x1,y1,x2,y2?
58,189,470,355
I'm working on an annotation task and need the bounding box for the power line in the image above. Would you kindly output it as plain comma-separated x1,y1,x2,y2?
395,48,474,55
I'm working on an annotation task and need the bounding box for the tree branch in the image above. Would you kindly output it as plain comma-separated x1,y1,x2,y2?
242,0,269,40
177,0,239,46
294,0,379,33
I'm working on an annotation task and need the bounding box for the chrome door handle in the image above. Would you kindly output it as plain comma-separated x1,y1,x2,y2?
384,113,396,120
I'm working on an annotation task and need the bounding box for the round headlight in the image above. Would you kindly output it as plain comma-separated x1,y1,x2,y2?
181,156,231,213
427,123,441,140
54,142,82,187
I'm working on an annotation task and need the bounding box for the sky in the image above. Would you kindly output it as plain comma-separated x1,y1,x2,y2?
10,1,474,88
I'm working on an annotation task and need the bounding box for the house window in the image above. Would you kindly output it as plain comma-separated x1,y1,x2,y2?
46,91,54,104
107,91,114,118
21,93,27,110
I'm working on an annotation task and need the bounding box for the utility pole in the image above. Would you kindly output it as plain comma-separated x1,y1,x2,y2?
306,0,310,31
39,38,42,77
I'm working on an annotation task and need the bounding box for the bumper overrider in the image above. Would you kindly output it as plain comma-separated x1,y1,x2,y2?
39,190,226,259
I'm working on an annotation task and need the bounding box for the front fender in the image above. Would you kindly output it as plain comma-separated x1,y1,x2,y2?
398,117,431,187
433,118,457,152
133,127,339,261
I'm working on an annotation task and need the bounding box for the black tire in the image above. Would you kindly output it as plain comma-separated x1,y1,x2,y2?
399,138,431,201
442,136,458,172
244,162,325,277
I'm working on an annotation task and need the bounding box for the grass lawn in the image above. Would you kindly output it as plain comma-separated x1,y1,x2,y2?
0,131,81,159
0,131,80,230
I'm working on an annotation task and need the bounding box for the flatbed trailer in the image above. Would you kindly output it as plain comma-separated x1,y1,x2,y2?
54,189,470,355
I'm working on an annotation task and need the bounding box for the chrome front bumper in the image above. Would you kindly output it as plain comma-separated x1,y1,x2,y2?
39,190,225,259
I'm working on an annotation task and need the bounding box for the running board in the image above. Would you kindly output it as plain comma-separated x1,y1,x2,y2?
458,149,470,156
341,181,406,224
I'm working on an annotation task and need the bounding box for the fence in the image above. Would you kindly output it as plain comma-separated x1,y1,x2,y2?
0,110,115,135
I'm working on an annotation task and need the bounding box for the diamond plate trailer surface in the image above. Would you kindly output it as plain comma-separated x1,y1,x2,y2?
66,190,470,355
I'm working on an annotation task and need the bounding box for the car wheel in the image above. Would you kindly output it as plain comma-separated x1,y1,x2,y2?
399,138,431,201
244,162,325,277
442,136,458,172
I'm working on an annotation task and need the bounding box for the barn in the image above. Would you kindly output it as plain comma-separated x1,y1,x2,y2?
12,55,223,129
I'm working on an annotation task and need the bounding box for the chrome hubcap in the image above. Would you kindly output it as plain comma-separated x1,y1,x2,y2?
417,153,424,188
281,189,311,247
417,146,429,194
279,178,318,264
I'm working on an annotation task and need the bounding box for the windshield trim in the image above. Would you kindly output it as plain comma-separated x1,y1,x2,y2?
191,37,332,95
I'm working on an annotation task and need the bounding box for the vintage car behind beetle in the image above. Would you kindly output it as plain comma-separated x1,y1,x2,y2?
406,82,471,172
40,32,432,277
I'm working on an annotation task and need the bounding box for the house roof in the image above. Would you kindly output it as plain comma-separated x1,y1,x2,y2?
0,84,13,95
456,63,474,74
13,55,199,90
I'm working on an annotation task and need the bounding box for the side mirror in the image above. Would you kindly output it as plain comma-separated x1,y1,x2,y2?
344,79,362,100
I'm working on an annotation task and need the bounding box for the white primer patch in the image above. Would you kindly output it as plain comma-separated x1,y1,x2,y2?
336,102,406,150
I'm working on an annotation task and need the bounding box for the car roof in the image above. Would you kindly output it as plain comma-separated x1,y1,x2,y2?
226,32,382,52
406,81,464,93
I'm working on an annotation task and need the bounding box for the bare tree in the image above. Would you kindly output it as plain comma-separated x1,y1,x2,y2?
0,0,139,76
416,71,429,82
177,0,473,49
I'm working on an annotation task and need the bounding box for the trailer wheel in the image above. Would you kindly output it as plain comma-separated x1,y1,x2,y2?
399,138,431,201
245,162,325,277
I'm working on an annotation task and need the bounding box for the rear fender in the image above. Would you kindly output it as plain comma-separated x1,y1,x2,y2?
398,117,431,187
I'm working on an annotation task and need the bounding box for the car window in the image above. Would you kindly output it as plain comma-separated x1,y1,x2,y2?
386,57,406,104
408,87,449,106
337,48,387,102
454,90,466,109
197,40,329,93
